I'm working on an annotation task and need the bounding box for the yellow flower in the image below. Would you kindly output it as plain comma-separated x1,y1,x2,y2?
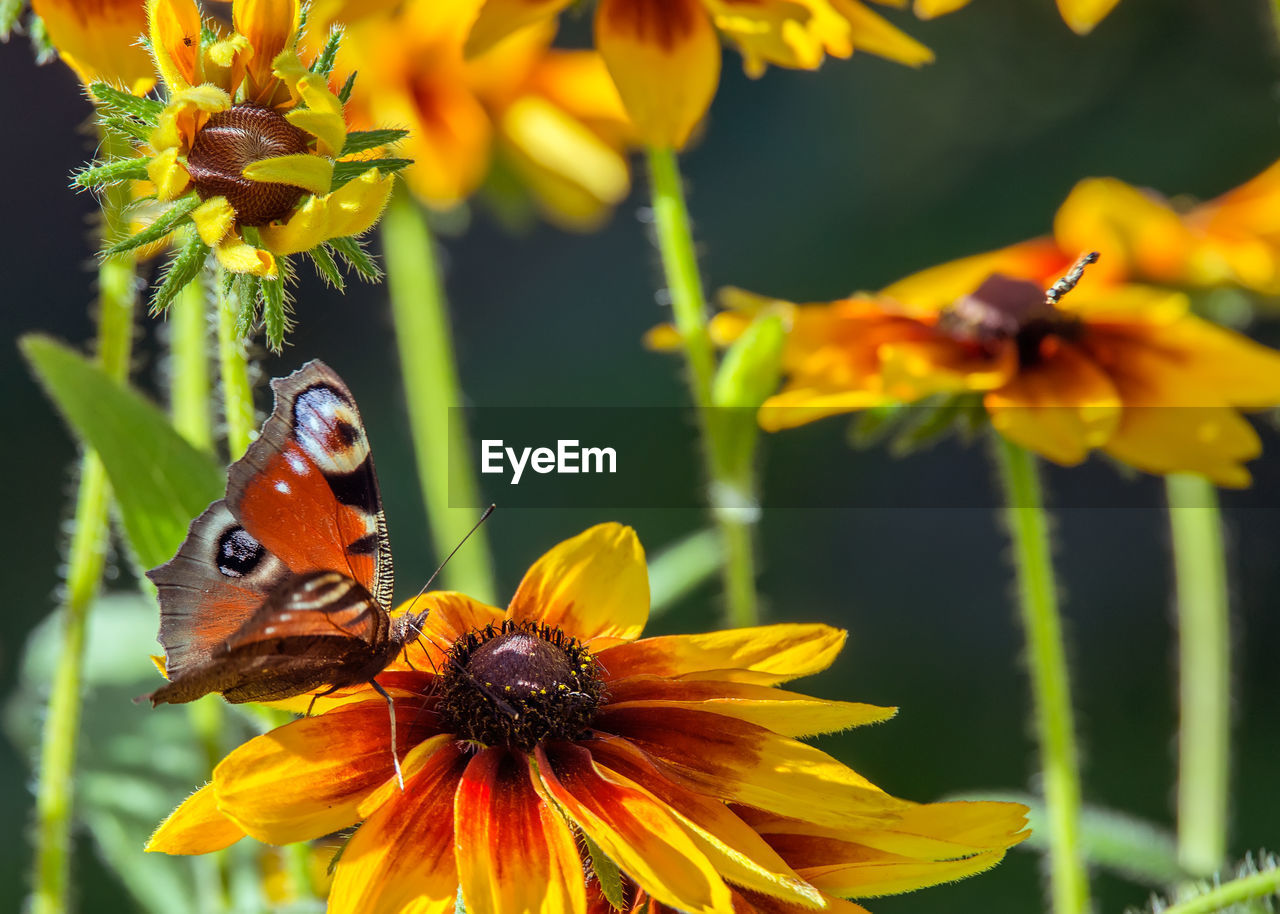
324,0,633,229
74,0,410,349
31,0,155,92
912,0,1122,35
148,524,1028,914
731,245,1280,486
467,0,934,149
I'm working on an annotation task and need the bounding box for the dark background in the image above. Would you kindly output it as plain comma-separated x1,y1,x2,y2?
4,0,1280,910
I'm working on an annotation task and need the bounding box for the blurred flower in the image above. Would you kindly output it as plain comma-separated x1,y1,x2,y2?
74,0,409,348
719,249,1280,486
466,0,934,149
148,523,1028,914
30,0,155,92
911,0,1123,35
321,0,633,230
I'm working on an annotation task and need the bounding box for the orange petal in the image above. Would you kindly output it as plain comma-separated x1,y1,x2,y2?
878,337,1016,399
595,0,721,149
535,742,733,914
233,0,301,99
328,740,468,914
32,0,155,92
392,591,506,672
148,0,203,90
604,675,897,736
507,523,649,644
984,342,1122,465
596,706,906,830
454,748,586,914
594,623,846,684
881,240,1069,312
147,784,246,854
213,697,439,844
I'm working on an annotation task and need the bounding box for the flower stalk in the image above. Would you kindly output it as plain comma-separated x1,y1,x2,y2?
1160,866,1280,914
169,275,213,453
217,277,256,459
31,129,138,914
1165,473,1230,876
382,190,496,603
991,435,1090,914
645,145,760,627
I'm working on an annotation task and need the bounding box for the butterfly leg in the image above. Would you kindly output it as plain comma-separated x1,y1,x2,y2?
370,679,405,792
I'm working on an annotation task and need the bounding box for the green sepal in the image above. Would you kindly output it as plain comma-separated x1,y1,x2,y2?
74,158,150,190
455,886,468,914
310,26,343,77
710,313,785,486
29,13,55,64
332,157,412,191
151,234,211,316
260,273,290,352
233,273,262,339
0,0,22,41
87,82,164,122
889,394,969,456
337,71,357,104
848,403,907,449
103,194,200,256
100,114,153,143
340,129,410,157
308,244,346,292
329,235,381,282
582,832,626,911
19,336,224,569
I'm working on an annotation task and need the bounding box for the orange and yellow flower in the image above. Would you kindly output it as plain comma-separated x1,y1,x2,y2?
75,0,409,347
149,523,1028,914
910,0,1123,35
31,0,154,92
713,243,1280,486
466,0,934,149
326,0,633,229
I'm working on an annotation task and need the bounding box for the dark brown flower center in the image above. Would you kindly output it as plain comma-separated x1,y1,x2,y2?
186,104,311,226
436,620,604,752
936,273,1082,365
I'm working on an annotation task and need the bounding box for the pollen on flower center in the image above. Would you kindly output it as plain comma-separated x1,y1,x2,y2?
937,273,1081,364
436,620,604,752
186,104,312,226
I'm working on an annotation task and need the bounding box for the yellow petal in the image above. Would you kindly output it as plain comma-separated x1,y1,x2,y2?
501,96,630,207
32,0,155,92
274,49,348,155
215,234,279,277
192,196,237,246
257,168,395,255
147,784,247,855
757,386,894,431
830,0,934,66
1056,0,1122,34
234,0,301,98
243,154,335,196
913,0,971,17
467,0,575,56
704,0,854,78
147,148,192,202
148,0,203,90
595,622,847,684
507,523,649,644
153,85,234,153
595,0,721,150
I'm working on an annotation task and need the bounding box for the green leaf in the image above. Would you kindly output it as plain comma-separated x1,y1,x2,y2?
648,528,723,617
309,26,343,77
104,194,200,256
73,158,150,189
337,71,357,104
20,336,224,569
0,0,23,40
582,830,625,910
340,129,410,157
307,245,345,292
329,235,381,282
87,82,164,122
331,157,412,190
151,234,211,316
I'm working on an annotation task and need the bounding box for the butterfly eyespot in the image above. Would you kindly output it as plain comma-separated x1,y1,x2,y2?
216,527,265,578
292,385,370,475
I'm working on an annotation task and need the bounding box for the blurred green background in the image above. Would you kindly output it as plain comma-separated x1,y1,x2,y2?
4,0,1280,910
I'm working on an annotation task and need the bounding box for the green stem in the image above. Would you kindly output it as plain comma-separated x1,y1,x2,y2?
991,436,1090,914
169,274,213,453
1165,473,1230,876
1161,868,1280,914
31,131,138,914
382,191,496,603
645,145,760,627
216,277,255,459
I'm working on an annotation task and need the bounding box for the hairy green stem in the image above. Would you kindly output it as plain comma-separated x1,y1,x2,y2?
992,436,1090,914
31,131,138,914
645,145,760,627
1161,868,1280,914
382,191,496,602
1165,473,1230,876
216,277,255,459
169,275,213,453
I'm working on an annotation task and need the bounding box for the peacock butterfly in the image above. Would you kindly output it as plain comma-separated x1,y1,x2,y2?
146,361,424,719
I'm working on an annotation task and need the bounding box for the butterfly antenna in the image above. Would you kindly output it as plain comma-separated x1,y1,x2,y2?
403,504,496,619
1046,251,1100,305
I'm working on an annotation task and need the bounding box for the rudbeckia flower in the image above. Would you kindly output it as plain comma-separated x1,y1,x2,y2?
323,0,633,229
148,523,1028,913
910,0,1123,35
466,0,934,149
722,249,1280,486
29,0,154,92
73,0,410,349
